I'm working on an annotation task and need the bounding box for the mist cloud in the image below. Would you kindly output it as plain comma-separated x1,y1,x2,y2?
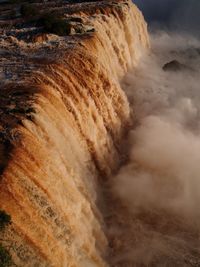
110,33,200,266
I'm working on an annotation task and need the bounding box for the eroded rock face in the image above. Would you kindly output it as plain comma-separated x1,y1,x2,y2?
0,1,149,266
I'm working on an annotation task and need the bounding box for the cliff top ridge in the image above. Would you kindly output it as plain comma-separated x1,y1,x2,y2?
0,0,131,177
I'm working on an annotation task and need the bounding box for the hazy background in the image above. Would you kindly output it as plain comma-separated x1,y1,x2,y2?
134,0,200,36
112,29,200,267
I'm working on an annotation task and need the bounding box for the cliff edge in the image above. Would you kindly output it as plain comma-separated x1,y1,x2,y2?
0,1,149,266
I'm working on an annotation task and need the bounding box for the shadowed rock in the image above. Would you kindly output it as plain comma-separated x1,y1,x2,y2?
162,59,190,72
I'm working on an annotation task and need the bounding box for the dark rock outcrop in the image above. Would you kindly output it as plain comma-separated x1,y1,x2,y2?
162,59,190,72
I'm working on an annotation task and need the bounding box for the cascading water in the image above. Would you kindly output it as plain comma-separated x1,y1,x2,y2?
2,1,200,266
0,1,149,266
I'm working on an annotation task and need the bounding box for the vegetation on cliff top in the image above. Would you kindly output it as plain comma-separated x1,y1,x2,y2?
0,245,13,267
41,13,72,36
20,3,38,18
0,211,13,267
0,211,11,231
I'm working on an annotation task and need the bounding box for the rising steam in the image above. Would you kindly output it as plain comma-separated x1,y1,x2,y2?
111,32,200,266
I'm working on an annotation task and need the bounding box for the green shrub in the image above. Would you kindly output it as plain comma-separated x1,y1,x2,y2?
20,3,38,18
42,13,71,36
0,211,11,231
0,211,12,266
0,245,12,267
9,0,25,3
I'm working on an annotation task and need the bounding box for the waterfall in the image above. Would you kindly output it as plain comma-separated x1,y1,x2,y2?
0,1,149,266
